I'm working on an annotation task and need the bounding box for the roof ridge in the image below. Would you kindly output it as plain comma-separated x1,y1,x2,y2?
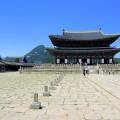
64,30,102,34
105,33,120,36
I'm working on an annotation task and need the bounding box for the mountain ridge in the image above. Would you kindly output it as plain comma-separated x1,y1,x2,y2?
25,45,55,63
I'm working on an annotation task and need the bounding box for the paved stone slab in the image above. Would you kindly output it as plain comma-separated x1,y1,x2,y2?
1,72,120,119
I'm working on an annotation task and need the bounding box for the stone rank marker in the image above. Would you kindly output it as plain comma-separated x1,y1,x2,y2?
43,86,51,96
31,93,42,109
49,81,56,90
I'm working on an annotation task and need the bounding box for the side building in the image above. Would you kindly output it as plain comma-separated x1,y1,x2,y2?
47,30,120,64
0,60,34,72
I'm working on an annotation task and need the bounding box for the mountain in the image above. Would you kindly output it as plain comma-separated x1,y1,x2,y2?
25,45,55,64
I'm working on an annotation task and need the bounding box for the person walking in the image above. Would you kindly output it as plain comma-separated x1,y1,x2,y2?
82,62,86,76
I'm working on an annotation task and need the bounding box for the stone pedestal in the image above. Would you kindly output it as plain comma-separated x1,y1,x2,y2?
64,59,68,64
31,93,42,109
101,59,104,64
54,79,59,86
87,59,90,64
43,86,51,96
49,81,56,90
109,59,112,64
31,101,41,109
57,58,60,64
78,59,81,64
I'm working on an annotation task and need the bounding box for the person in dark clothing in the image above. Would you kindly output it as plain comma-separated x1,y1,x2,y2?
82,62,89,76
83,68,86,76
82,63,86,76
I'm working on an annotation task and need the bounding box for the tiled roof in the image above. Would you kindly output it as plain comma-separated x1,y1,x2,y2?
0,60,34,66
0,61,5,65
63,30,120,40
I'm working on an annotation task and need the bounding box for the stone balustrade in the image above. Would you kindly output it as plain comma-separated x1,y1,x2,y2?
19,64,82,73
19,64,120,74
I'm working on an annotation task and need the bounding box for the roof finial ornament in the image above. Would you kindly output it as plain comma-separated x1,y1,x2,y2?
63,28,65,35
99,27,102,32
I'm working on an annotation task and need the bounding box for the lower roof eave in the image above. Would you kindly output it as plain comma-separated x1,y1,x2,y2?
46,48,120,56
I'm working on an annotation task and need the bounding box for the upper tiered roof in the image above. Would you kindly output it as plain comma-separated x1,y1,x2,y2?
49,30,120,47
63,30,120,40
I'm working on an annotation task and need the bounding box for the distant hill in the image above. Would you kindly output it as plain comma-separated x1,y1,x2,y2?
25,45,55,64
114,58,120,64
4,57,23,62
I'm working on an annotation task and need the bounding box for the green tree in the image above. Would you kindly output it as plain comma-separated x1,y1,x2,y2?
15,58,20,63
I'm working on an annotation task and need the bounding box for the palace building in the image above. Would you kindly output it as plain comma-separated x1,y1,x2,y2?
47,29,120,64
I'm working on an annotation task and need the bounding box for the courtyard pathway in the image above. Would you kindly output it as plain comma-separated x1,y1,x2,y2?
0,72,120,119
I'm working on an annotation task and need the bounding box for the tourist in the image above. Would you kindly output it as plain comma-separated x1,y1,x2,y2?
82,62,88,76
83,66,86,76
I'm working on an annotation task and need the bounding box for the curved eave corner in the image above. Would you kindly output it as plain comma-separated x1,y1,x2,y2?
106,34,120,40
49,35,61,39
105,33,120,37
115,47,120,52
46,48,54,55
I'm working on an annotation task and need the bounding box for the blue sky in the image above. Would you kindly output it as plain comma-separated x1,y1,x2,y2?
0,0,120,57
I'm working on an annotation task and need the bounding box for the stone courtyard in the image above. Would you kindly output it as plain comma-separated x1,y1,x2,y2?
0,72,120,120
